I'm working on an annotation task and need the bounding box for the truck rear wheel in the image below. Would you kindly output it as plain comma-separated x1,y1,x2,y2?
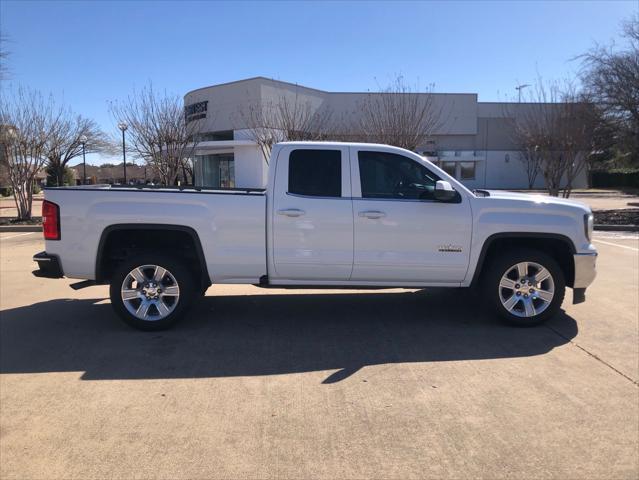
109,254,195,330
483,248,565,326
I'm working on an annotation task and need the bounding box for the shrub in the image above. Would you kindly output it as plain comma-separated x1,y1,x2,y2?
45,165,76,186
0,186,13,197
591,169,639,188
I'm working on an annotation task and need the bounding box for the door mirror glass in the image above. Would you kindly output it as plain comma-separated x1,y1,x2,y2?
434,180,457,202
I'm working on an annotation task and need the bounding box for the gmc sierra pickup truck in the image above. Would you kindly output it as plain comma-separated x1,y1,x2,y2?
34,142,597,330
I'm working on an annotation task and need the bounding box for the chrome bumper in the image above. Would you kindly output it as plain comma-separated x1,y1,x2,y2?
574,253,597,288
572,252,597,304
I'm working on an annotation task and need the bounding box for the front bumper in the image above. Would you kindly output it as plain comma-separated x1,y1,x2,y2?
32,251,64,278
572,252,597,304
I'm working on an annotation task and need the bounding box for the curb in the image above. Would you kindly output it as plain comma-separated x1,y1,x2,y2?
594,224,639,232
0,225,42,233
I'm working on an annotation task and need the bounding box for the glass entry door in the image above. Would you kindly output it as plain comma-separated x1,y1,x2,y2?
218,156,235,188
195,153,235,188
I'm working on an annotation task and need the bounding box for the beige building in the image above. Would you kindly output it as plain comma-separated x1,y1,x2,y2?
184,77,587,190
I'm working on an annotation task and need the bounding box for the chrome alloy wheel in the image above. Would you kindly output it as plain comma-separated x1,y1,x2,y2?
121,264,180,321
498,261,555,318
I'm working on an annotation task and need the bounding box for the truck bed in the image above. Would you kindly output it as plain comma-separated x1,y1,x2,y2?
42,185,267,283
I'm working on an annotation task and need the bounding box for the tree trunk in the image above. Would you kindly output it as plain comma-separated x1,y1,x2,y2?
56,166,64,187
562,181,573,198
13,180,31,220
27,183,33,218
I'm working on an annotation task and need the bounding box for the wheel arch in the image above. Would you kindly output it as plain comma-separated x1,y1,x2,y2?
470,233,576,288
95,224,211,289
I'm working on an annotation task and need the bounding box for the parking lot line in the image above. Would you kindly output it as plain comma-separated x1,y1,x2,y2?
0,232,37,240
593,239,639,252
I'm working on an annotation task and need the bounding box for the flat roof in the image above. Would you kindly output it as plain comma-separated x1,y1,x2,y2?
185,76,478,98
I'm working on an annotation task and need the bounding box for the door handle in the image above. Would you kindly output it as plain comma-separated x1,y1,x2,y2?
358,210,386,219
277,208,306,217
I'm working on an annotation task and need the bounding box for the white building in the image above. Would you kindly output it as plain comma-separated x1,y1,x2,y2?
184,77,587,190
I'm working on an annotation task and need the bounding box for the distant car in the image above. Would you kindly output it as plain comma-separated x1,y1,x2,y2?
34,142,597,330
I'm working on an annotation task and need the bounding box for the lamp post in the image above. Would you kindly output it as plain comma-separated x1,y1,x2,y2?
79,135,88,185
515,83,530,103
118,122,128,184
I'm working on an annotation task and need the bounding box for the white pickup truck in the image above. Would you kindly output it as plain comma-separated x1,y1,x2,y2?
34,142,597,330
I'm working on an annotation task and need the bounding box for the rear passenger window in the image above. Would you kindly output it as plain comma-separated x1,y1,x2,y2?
288,149,341,197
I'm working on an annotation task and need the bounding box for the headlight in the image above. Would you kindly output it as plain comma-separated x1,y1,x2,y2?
584,213,594,242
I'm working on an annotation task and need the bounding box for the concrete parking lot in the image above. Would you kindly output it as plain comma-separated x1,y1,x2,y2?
1,231,637,479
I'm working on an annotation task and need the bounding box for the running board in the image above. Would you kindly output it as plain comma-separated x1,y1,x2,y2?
253,276,413,290
69,280,96,290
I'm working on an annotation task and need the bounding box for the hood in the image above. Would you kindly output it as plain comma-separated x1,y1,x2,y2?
484,190,591,211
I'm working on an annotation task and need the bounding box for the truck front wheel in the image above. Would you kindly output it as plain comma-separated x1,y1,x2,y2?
483,248,565,326
109,254,195,330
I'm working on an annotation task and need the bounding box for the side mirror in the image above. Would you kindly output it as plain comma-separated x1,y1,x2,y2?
434,180,457,202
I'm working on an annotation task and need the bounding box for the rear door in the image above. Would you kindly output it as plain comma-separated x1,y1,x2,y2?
350,147,472,283
271,145,353,280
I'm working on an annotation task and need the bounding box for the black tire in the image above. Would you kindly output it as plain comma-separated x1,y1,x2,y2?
109,253,195,331
483,248,565,327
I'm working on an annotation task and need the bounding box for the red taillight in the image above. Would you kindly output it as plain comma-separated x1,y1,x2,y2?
42,200,60,240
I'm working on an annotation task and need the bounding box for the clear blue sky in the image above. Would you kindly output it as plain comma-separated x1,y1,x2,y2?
1,0,636,165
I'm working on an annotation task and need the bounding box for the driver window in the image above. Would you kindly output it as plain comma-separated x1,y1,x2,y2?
358,151,439,200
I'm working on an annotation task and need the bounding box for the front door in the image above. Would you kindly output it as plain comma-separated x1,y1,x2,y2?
350,148,472,284
271,146,353,280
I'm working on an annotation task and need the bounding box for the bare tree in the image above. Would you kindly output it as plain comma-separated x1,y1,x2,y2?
238,101,285,163
578,91,617,180
0,34,10,81
110,83,198,186
579,14,639,166
357,76,444,151
516,81,573,196
559,91,603,197
511,80,596,197
238,89,333,163
518,147,543,189
46,113,112,186
506,95,543,189
175,155,194,185
0,86,62,219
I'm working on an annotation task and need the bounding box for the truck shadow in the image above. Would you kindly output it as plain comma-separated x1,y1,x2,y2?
0,289,578,383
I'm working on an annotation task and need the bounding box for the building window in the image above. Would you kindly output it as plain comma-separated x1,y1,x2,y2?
460,161,476,180
441,161,457,177
195,130,234,142
194,153,235,188
288,149,341,197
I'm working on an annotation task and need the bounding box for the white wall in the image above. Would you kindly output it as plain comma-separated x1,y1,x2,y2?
233,145,268,188
185,78,481,137
230,146,590,191
483,151,588,190
483,151,540,189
